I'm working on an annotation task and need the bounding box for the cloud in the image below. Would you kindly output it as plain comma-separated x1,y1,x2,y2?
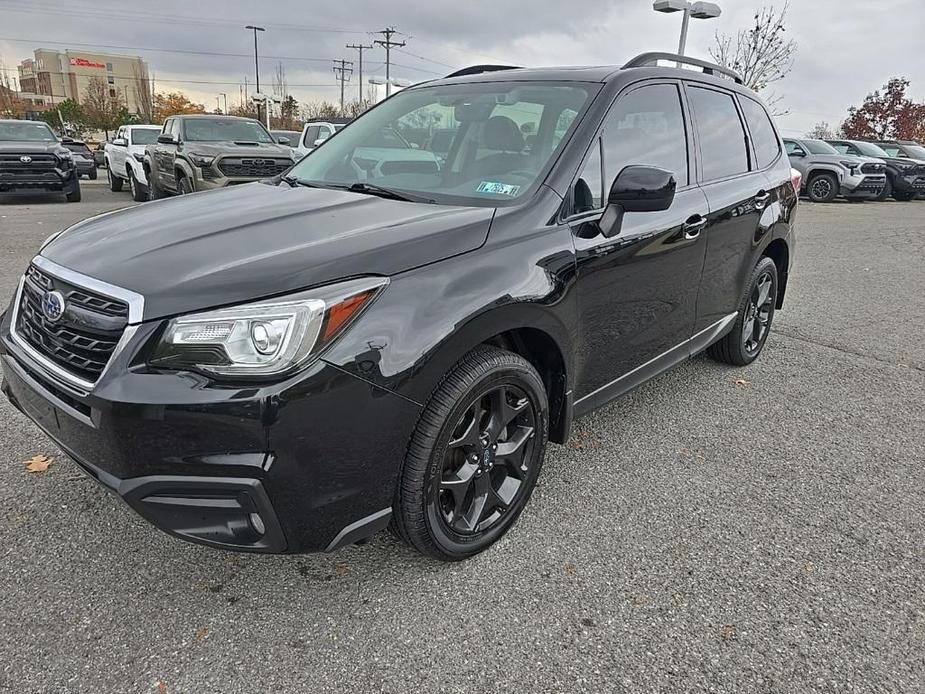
1,0,922,135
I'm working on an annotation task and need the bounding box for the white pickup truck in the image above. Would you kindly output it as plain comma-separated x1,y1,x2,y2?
104,124,162,201
294,120,350,158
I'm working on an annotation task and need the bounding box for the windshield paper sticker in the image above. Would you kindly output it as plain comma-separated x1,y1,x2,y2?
477,181,521,197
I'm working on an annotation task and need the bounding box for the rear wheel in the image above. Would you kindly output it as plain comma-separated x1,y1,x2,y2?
107,165,123,191
707,256,778,366
88,168,98,180
128,169,146,202
392,346,548,561
807,172,837,202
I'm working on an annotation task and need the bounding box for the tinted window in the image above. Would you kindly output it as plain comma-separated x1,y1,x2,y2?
784,140,803,155
0,121,57,141
829,142,851,154
803,139,839,155
182,118,273,143
739,96,780,167
601,84,688,188
303,125,321,147
879,145,900,157
688,86,749,180
571,139,603,215
130,129,159,145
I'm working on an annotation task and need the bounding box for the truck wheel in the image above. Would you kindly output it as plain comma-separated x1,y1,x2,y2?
807,172,837,202
129,170,146,202
107,165,123,192
89,168,98,181
707,256,778,366
391,345,548,561
893,191,916,202
877,178,892,201
148,172,167,200
65,187,82,203
177,174,194,195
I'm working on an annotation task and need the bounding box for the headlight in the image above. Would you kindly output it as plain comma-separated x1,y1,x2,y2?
188,153,215,167
149,277,388,377
58,150,72,159
132,152,145,163
840,160,859,173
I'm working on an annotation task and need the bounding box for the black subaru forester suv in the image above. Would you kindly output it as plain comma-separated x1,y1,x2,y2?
1,54,797,561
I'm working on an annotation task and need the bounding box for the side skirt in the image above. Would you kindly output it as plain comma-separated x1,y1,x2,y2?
572,313,737,417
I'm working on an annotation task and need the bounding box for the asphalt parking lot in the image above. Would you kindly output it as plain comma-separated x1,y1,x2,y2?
0,181,923,693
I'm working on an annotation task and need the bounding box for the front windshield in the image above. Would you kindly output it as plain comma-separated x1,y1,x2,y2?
0,121,57,142
182,118,273,143
131,129,160,145
804,139,838,155
852,141,890,157
896,144,925,159
288,81,596,206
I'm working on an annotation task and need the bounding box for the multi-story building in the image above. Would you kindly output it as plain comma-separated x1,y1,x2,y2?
17,49,150,116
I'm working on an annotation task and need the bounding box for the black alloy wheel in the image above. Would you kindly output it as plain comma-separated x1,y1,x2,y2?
807,173,837,202
435,384,537,535
742,270,774,355
392,345,548,561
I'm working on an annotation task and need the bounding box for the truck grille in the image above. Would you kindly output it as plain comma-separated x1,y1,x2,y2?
217,158,290,178
14,265,128,383
860,163,885,174
0,153,59,171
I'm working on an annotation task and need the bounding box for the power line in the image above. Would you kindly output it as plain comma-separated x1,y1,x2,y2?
373,27,406,98
393,47,457,70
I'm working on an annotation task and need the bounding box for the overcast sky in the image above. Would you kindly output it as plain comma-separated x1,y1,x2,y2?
1,0,923,135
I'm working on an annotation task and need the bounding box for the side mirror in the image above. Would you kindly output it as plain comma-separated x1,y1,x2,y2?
313,138,327,147
277,137,290,145
157,133,176,145
600,166,676,238
790,149,806,157
112,137,127,147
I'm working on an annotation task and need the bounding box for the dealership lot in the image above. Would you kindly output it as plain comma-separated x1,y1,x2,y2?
0,186,923,692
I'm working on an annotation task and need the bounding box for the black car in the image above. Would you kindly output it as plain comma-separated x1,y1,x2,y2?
0,120,81,202
827,139,925,201
61,138,97,180
0,53,797,560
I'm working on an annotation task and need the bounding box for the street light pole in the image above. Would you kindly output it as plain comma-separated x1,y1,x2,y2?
652,1,721,57
245,25,265,119
219,92,227,114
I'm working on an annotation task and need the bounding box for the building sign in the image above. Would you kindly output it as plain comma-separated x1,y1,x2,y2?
69,57,106,69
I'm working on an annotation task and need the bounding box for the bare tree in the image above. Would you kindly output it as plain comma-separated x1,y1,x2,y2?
0,62,27,117
272,61,288,99
805,121,835,139
132,64,154,123
301,100,340,120
83,77,127,139
710,2,796,114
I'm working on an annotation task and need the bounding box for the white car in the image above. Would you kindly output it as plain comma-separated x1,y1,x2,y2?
294,121,349,158
104,125,162,201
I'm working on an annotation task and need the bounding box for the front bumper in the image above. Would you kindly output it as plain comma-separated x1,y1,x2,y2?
0,166,77,192
0,306,420,554
841,173,886,199
893,172,925,194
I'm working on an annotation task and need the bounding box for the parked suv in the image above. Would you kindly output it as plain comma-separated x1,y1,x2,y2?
784,137,885,202
105,125,162,201
827,139,925,201
1,54,796,561
144,115,295,198
60,138,97,180
0,120,81,201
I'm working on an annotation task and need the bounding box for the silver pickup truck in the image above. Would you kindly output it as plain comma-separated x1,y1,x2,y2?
784,137,886,202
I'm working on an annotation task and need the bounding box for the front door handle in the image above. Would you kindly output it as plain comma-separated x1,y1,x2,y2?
682,215,707,240
754,190,771,209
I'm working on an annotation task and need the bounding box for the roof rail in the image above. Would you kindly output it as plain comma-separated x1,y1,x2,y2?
622,52,743,84
444,65,521,79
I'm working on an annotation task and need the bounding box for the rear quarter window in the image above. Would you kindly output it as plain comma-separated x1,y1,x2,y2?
739,96,781,168
687,85,749,181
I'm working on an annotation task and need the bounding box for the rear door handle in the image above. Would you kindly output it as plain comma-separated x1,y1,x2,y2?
754,190,771,209
682,215,707,240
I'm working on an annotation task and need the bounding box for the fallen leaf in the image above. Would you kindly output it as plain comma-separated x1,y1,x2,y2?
24,455,53,473
334,562,350,577
733,378,751,387
195,627,209,641
564,562,578,576
720,624,737,639
156,682,168,694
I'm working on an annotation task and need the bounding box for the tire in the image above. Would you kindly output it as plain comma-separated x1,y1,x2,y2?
893,191,916,202
89,168,98,180
707,256,778,367
877,177,892,201
107,165,123,192
147,170,167,200
806,172,838,202
65,186,81,203
391,345,549,561
128,169,146,202
177,174,194,195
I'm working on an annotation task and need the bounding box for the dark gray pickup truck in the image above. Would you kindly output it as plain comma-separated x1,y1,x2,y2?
0,119,81,202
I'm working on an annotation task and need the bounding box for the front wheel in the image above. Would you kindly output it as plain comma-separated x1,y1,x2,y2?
807,172,838,202
107,165,123,191
893,191,916,202
707,256,778,366
88,168,98,180
391,346,548,561
128,170,146,202
147,169,167,200
877,177,892,201
65,186,81,203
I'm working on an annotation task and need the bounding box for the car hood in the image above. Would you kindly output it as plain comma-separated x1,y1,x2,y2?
180,141,294,158
42,182,495,321
0,141,69,156
877,156,925,168
790,153,883,167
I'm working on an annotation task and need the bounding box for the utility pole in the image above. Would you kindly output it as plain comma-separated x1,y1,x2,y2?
346,43,373,104
332,59,354,116
373,27,406,97
219,92,227,114
245,25,265,119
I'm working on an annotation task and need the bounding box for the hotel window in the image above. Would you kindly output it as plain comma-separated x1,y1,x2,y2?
106,62,113,71
107,76,115,85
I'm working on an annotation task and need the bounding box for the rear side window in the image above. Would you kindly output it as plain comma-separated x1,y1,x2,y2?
739,96,780,168
601,83,689,188
687,86,749,181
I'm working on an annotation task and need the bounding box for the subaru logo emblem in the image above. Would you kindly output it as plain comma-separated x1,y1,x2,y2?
20,155,32,164
41,290,66,322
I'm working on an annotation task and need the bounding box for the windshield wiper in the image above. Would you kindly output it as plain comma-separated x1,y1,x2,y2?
281,175,327,189
343,182,435,204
